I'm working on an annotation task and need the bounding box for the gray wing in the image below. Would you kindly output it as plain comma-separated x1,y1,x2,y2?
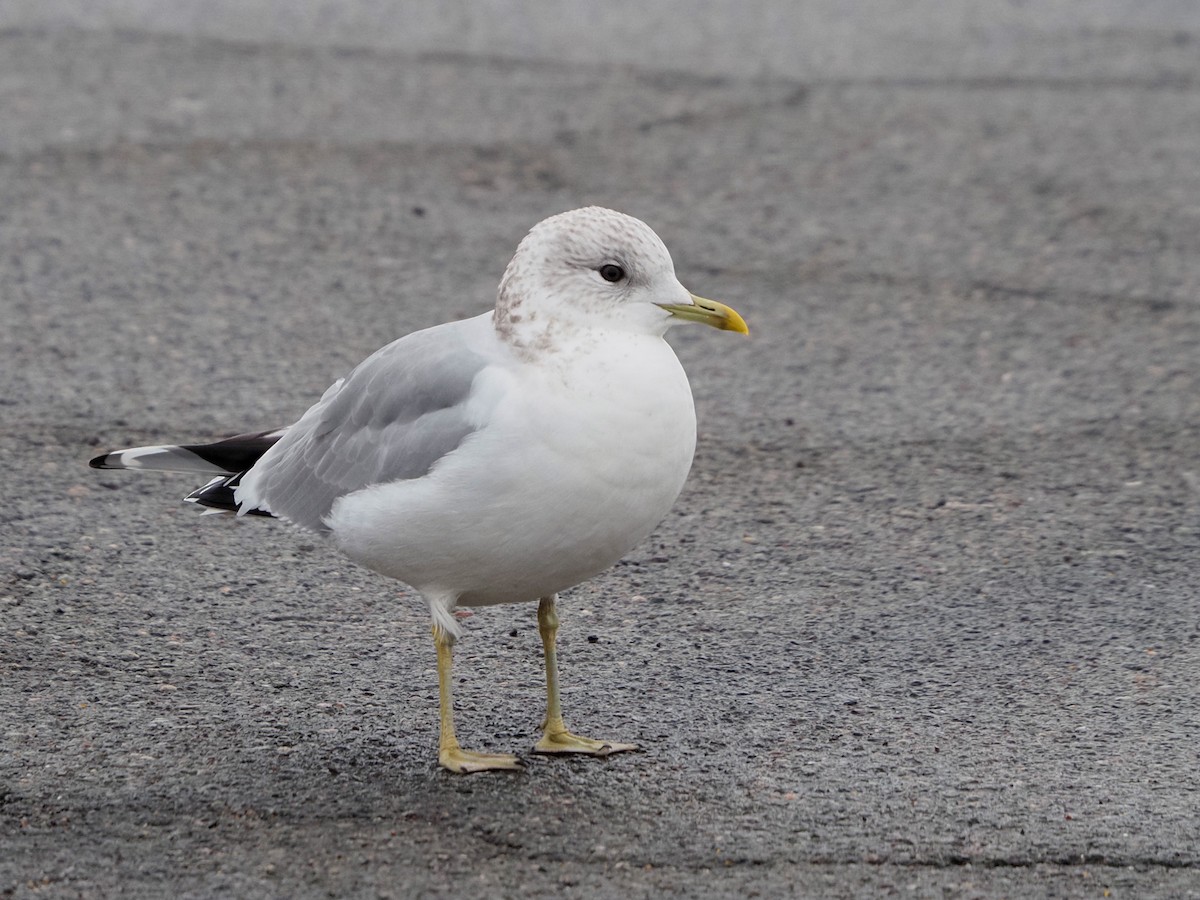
239,319,491,531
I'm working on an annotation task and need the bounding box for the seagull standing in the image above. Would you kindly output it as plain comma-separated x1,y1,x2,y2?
91,206,748,773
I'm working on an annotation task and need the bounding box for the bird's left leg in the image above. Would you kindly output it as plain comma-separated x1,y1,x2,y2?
533,594,638,756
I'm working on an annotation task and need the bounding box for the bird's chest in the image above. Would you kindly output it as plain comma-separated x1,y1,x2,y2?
446,336,697,574
511,339,697,493
403,336,700,604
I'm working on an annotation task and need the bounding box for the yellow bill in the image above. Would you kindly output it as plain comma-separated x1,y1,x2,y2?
658,294,749,335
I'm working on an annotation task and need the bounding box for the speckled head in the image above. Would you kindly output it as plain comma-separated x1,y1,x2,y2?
493,207,691,347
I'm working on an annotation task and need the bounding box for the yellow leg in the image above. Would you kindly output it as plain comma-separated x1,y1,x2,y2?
534,595,638,756
434,626,522,774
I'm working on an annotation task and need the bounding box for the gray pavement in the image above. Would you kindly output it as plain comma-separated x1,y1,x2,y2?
3,3,1200,897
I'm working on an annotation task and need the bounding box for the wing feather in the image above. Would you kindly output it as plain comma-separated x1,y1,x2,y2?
237,316,492,531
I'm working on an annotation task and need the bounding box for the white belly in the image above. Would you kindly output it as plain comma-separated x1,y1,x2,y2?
325,334,697,606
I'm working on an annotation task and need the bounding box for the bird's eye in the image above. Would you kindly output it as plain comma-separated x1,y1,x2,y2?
598,264,626,283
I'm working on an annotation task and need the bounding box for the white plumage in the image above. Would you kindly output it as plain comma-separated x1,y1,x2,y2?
91,207,747,772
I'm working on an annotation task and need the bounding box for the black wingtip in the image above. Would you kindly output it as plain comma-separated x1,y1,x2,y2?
89,453,112,469
186,473,276,518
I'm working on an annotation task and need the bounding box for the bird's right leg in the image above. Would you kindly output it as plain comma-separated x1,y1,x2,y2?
433,625,523,774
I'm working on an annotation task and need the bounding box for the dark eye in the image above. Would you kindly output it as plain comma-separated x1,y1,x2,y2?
598,264,626,283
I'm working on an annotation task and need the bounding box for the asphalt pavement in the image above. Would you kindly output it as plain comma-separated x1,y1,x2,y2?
2,3,1199,897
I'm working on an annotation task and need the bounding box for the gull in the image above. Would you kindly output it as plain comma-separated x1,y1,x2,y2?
90,207,748,773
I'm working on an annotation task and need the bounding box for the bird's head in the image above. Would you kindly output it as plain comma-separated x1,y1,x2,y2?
494,207,747,348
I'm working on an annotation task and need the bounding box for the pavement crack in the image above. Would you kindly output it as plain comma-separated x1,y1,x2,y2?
626,86,809,135
883,854,1199,871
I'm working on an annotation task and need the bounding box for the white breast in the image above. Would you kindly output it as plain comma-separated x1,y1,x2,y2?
326,332,697,606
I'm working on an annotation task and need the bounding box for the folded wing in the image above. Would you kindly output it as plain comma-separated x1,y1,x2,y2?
235,318,492,532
